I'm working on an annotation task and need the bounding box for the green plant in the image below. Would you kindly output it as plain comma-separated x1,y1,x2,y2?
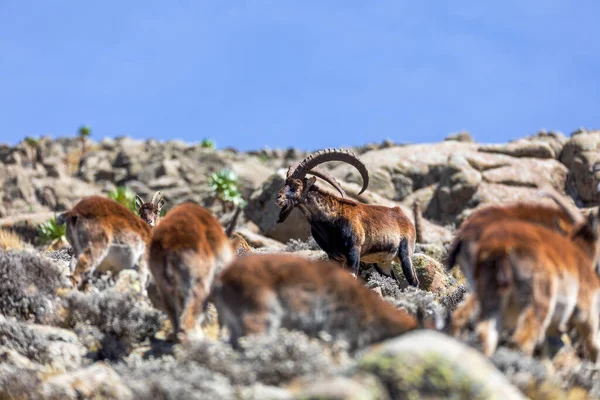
24,136,39,147
200,138,216,149
38,215,67,249
209,169,246,212
258,152,271,162
78,125,91,154
107,186,138,213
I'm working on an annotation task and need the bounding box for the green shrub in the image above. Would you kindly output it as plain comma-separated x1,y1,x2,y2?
107,186,137,213
78,125,91,154
38,215,67,249
209,169,246,212
200,138,216,149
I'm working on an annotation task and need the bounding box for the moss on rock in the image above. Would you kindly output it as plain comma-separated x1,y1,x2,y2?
358,331,526,400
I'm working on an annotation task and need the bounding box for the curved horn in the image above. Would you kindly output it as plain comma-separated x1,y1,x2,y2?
287,161,301,178
225,206,243,237
151,191,163,205
290,148,369,194
307,168,346,197
537,188,584,224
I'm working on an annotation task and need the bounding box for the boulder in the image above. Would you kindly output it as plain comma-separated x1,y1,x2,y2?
245,170,312,243
478,131,567,159
330,141,479,201
392,254,454,296
358,330,526,399
289,374,388,400
559,131,600,205
41,363,133,399
426,154,482,223
445,131,475,143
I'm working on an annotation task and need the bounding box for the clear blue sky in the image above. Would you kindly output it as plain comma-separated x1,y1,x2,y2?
1,1,598,151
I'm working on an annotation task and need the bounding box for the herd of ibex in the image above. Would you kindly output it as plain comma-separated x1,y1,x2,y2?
55,148,600,364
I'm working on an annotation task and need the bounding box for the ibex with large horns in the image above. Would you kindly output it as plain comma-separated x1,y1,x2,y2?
135,191,166,228
276,148,419,287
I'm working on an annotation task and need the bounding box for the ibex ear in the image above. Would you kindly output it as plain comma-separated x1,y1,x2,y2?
135,195,144,210
300,176,317,199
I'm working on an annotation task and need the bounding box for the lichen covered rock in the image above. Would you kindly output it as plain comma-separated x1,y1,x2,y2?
358,331,526,400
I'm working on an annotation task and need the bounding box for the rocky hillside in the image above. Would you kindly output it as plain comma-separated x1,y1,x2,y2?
3,129,600,243
1,129,600,399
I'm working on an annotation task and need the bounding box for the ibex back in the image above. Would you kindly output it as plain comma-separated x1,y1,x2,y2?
148,202,235,342
57,195,152,293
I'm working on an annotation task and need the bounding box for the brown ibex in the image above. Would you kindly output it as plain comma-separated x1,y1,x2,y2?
451,213,600,362
211,253,438,350
135,191,166,227
446,189,583,287
57,196,152,293
147,202,235,342
276,148,419,287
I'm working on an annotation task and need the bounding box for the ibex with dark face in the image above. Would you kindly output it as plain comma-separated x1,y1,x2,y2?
276,148,419,287
135,191,166,227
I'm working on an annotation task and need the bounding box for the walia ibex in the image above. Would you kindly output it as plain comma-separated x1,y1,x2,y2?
451,212,600,361
211,253,439,350
135,191,166,227
446,188,584,287
57,196,152,293
147,202,235,342
276,148,419,287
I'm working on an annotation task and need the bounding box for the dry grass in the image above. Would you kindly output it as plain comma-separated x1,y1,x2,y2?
0,228,27,250
450,267,467,285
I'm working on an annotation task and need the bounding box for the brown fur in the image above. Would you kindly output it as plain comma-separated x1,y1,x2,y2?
277,180,418,286
148,202,235,342
58,196,152,292
446,200,578,287
452,215,600,362
230,232,252,256
211,253,431,351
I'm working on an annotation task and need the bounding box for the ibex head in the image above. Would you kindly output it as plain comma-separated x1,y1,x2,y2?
136,191,166,227
276,148,369,223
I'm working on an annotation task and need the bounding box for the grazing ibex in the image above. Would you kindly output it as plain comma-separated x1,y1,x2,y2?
446,189,583,287
211,253,439,350
276,148,419,287
147,202,235,342
57,196,152,293
447,190,589,338
135,191,166,227
451,212,600,361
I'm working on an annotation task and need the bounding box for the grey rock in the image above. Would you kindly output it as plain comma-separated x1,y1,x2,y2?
358,330,526,400
245,170,312,243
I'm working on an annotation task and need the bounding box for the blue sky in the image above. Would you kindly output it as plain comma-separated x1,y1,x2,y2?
1,1,599,151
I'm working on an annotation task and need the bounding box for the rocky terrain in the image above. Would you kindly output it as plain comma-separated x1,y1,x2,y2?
1,129,600,399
